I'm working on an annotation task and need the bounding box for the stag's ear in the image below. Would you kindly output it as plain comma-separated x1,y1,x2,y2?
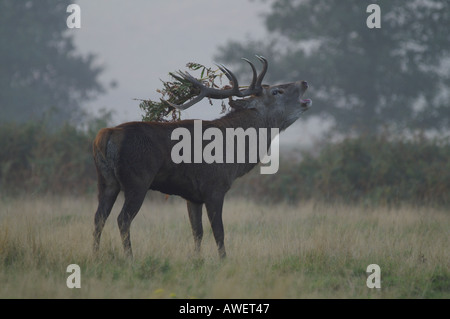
229,99,251,110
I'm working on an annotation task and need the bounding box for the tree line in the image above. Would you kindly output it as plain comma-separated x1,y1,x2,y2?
1,0,450,205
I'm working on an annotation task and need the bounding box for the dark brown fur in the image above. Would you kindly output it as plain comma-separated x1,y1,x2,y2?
93,110,264,258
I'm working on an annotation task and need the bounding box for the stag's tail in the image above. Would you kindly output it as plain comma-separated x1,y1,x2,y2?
93,127,123,180
93,128,113,161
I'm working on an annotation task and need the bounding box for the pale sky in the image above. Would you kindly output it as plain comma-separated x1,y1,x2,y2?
72,0,324,148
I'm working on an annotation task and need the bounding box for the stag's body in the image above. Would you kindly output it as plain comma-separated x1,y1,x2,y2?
93,57,311,258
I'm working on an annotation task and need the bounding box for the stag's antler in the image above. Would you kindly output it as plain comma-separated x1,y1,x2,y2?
166,56,268,110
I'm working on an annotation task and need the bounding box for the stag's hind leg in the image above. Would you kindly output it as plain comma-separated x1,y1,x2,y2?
93,174,120,254
117,188,148,258
187,201,203,254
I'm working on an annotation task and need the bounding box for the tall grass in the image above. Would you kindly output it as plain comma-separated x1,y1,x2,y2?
0,195,448,298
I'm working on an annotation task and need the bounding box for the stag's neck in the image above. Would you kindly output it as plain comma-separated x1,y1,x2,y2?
211,109,267,130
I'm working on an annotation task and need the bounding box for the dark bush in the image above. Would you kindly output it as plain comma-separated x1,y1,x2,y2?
0,117,108,196
230,135,450,207
2,120,450,207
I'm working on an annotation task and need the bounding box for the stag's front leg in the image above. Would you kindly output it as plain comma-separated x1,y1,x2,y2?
205,196,226,259
186,201,203,254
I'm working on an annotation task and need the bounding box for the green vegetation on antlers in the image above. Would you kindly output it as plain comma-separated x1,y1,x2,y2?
138,62,228,122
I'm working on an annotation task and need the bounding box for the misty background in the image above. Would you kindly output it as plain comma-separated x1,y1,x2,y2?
73,0,323,148
2,0,449,144
1,0,450,205
73,0,270,122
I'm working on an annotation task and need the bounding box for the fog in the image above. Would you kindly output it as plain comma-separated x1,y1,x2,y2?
73,0,270,121
73,0,321,149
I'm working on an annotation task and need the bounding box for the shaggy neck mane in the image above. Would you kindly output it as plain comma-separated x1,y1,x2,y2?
209,108,265,130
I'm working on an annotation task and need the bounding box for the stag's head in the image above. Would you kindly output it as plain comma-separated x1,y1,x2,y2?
167,56,312,130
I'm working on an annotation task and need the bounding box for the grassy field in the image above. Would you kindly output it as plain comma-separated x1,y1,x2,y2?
0,194,449,298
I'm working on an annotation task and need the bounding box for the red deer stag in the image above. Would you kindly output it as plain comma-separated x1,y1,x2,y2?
92,56,311,258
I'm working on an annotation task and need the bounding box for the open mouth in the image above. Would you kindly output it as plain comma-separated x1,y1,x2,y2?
300,98,312,109
299,81,312,109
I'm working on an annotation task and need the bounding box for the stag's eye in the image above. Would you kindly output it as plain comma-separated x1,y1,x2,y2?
272,88,284,95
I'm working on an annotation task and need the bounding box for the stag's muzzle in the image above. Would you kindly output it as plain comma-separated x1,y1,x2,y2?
298,80,312,109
